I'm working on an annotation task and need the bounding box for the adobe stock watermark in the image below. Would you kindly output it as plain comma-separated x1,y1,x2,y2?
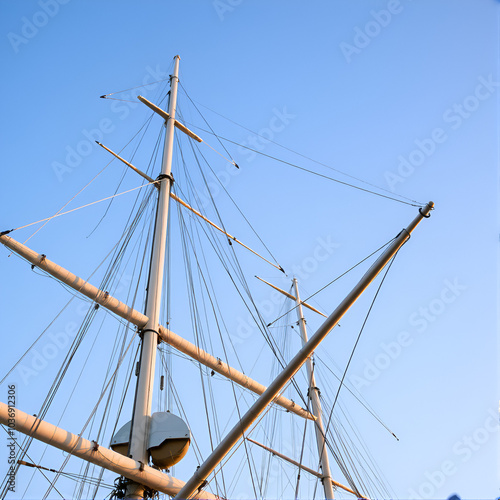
7,0,70,54
385,74,499,191
349,277,466,391
407,408,499,499
194,106,295,209
14,273,132,385
230,235,339,346
51,64,168,182
212,0,243,21
339,0,410,63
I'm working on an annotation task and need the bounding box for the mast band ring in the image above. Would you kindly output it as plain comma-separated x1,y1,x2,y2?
140,329,159,335
156,173,174,184
419,208,431,218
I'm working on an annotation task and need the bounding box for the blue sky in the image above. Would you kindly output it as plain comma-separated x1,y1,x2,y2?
0,1,498,499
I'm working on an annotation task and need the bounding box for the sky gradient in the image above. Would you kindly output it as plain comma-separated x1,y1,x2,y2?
0,1,498,499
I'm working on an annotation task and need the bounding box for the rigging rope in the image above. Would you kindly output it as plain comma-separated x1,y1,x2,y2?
183,124,425,207
323,250,400,439
176,90,422,205
179,81,238,167
267,236,396,327
8,181,157,233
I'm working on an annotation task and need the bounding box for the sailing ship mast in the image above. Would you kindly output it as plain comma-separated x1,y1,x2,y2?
125,54,179,500
0,53,435,499
293,278,335,499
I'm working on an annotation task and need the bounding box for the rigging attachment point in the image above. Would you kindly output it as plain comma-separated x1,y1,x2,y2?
156,173,174,184
419,207,431,218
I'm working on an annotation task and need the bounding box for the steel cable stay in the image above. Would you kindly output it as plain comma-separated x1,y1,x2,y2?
40,311,124,500
46,312,115,499
328,397,395,499
42,332,138,499
0,195,153,387
171,177,288,372
87,109,163,238
183,201,248,376
17,304,100,498
175,198,314,427
324,252,400,437
177,84,422,207
305,253,402,499
15,458,116,490
285,322,399,441
2,178,156,498
89,344,140,500
267,236,397,328
178,120,426,209
252,271,397,498
7,114,160,238
76,298,143,499
318,385,397,491
176,103,276,269
181,128,285,273
19,99,164,249
177,210,227,498
99,74,173,99
294,409,310,500
0,427,66,500
321,404,376,497
268,318,346,497
176,203,263,498
177,87,238,167
153,203,223,497
169,185,316,500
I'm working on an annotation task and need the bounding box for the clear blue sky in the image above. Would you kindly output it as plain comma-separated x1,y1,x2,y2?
0,1,498,499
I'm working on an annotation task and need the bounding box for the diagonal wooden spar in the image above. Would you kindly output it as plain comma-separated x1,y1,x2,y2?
96,140,285,273
173,202,434,500
246,438,366,498
0,233,313,421
255,276,327,317
96,141,156,184
137,95,202,142
169,192,284,272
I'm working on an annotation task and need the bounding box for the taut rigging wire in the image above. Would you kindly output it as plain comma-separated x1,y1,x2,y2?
323,251,400,439
176,86,421,205
181,123,425,208
178,82,238,167
267,236,396,328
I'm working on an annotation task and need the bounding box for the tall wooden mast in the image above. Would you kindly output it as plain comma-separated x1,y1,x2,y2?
125,55,180,500
293,278,335,499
